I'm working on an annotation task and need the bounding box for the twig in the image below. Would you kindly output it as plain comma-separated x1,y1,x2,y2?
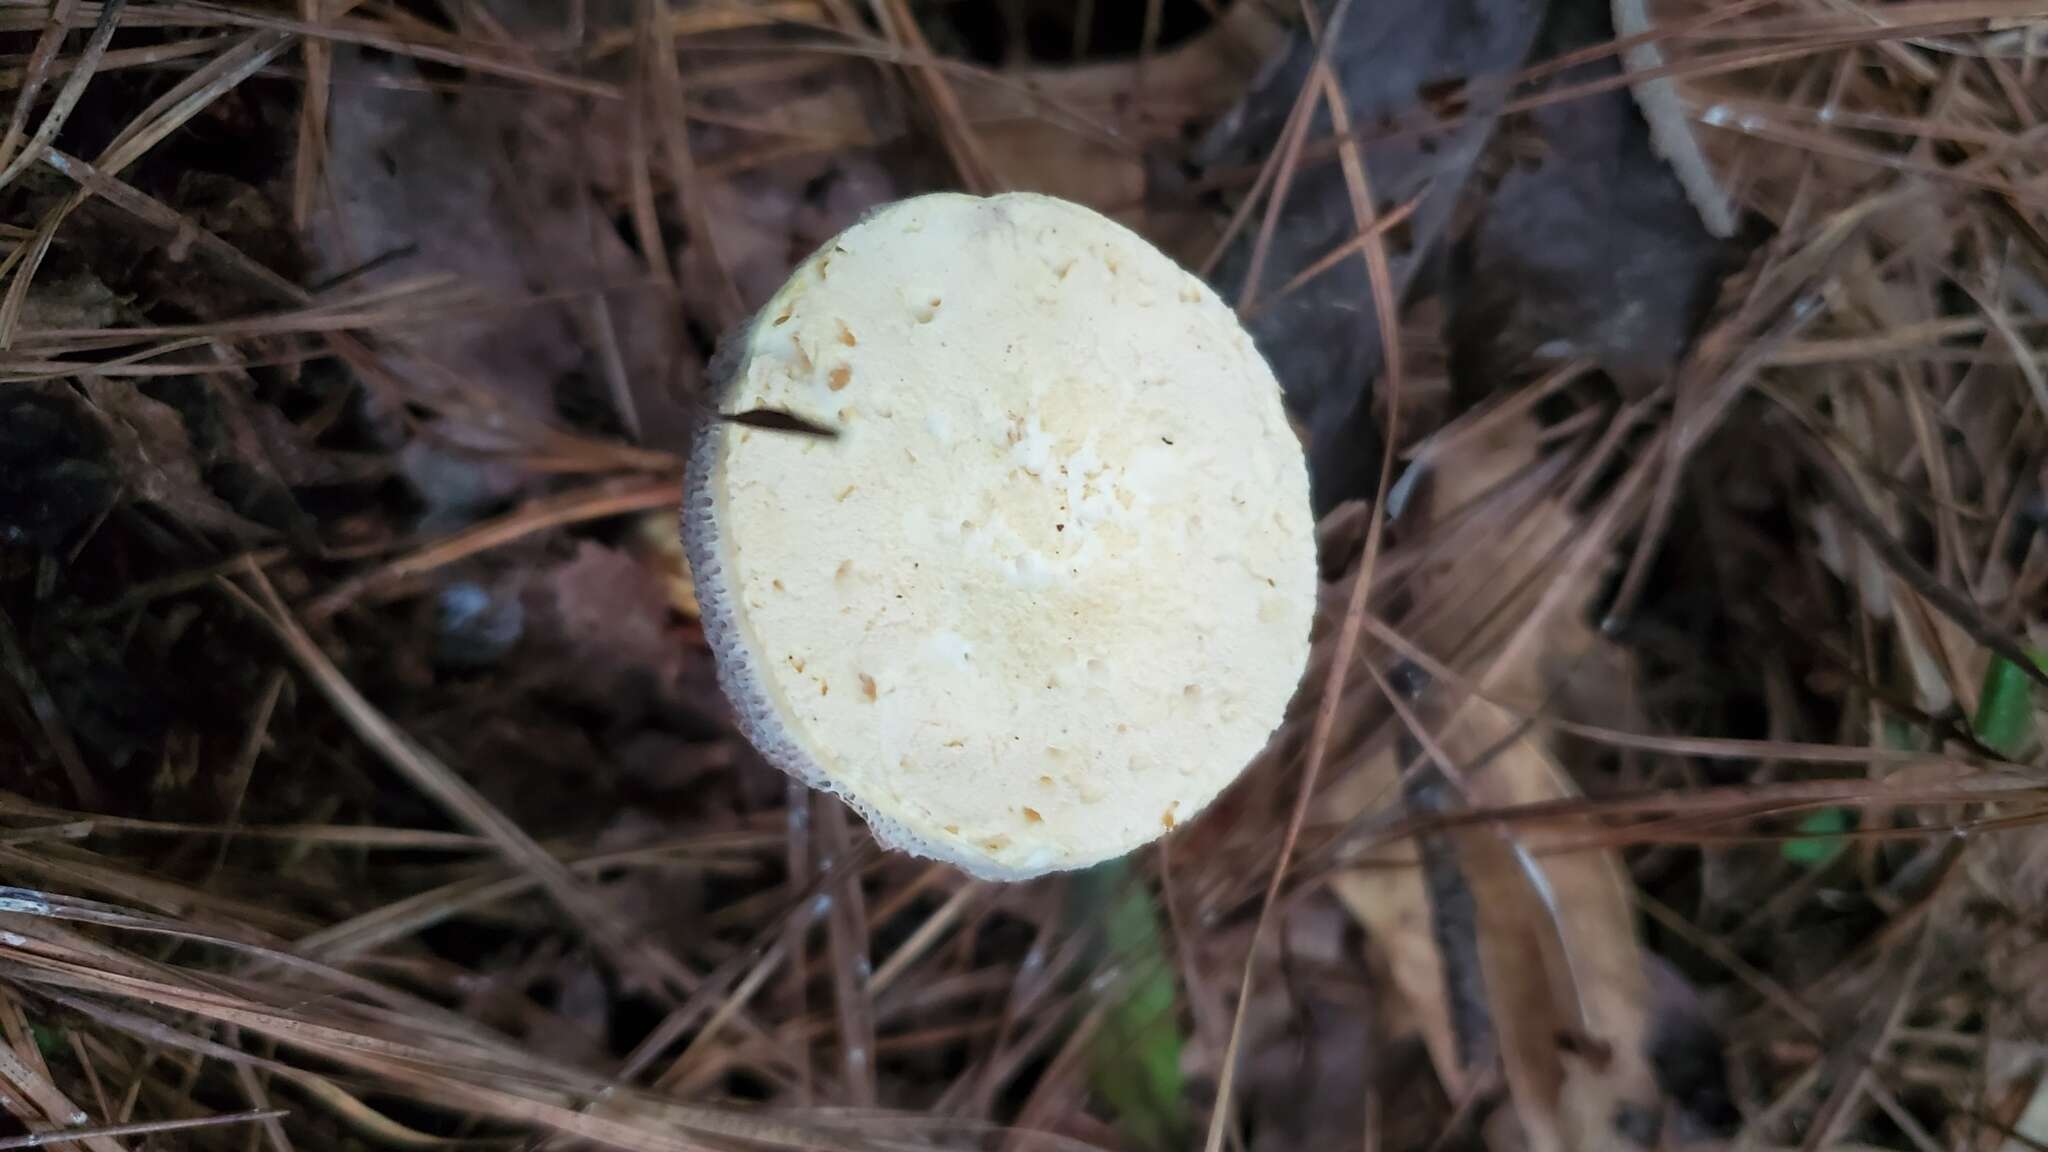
0,1109,286,1150
214,563,685,1000
1205,1,1397,1140
0,0,125,193
870,881,983,995
818,801,876,1106
0,1042,124,1152
304,474,680,620
0,607,102,808
206,670,288,882
641,0,745,328
1802,434,2048,692
291,0,330,229
867,0,1000,192
0,0,82,173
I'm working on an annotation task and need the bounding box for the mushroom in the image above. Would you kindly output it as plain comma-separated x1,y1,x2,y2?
683,192,1317,880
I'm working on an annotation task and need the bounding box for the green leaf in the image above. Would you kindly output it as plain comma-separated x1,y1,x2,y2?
29,1023,61,1058
1880,714,1919,753
1974,652,2044,759
1071,860,1187,1152
1782,652,2041,869
1782,807,1850,867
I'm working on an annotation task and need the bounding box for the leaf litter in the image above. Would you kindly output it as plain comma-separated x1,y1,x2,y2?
0,1,2045,1151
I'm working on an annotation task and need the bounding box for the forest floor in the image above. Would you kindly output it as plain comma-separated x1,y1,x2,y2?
2,1,2046,1150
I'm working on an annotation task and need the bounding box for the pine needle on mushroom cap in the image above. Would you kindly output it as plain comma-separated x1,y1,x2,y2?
685,192,1318,880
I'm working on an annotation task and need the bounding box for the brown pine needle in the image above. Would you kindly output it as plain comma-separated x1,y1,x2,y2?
305,474,681,619
1207,2,1400,1143
0,1109,289,1150
215,564,686,1000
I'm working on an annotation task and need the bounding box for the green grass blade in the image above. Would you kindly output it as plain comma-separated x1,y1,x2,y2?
1782,806,1851,867
1974,651,2043,758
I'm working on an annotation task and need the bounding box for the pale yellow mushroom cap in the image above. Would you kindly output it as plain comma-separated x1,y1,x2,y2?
683,192,1316,880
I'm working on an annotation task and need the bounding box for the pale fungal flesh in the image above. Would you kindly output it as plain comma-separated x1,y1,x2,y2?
683,192,1316,880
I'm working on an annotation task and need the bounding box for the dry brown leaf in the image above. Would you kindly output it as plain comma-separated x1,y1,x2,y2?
16,267,126,331
76,375,274,541
956,0,1287,224
531,539,691,714
311,45,688,467
954,1,1286,127
1329,859,1465,1093
1447,709,1660,1152
1327,409,1661,1151
980,119,1145,217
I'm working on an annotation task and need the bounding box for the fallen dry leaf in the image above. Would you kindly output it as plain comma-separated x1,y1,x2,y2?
1202,0,1544,514
311,44,691,490
16,267,128,332
1326,409,1662,1152
956,0,1285,228
77,375,274,541
957,0,1284,128
980,118,1145,218
523,539,695,725
1451,716,1661,1152
1446,0,1729,406
1329,857,1466,1093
